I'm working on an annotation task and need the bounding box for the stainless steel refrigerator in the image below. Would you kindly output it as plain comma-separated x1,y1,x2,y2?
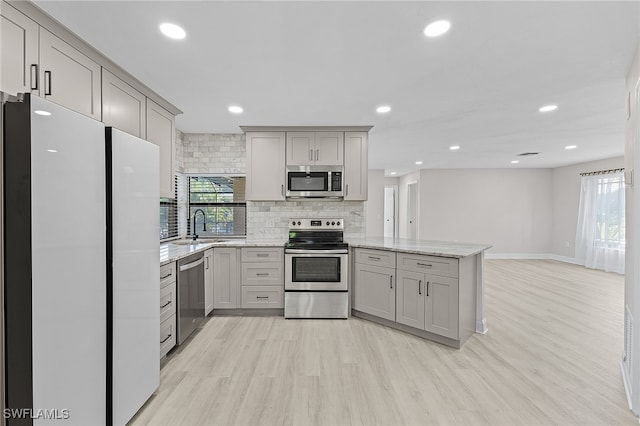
3,94,159,426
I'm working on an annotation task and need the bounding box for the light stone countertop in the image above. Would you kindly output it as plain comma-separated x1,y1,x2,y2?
160,239,286,265
346,237,492,258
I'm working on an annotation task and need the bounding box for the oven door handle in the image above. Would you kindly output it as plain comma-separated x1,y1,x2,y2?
285,249,348,254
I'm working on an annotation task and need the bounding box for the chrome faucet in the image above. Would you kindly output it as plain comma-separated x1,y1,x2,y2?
192,209,207,240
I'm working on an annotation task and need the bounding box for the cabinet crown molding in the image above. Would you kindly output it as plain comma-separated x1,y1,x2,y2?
240,125,373,133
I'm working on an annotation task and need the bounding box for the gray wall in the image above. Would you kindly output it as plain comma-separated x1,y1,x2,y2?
365,169,385,237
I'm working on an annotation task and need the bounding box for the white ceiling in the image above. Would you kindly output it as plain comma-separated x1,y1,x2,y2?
33,0,640,175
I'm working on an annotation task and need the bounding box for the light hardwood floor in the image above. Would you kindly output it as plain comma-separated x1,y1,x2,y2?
131,260,637,425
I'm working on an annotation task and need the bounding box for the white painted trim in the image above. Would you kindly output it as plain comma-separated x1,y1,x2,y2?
485,252,585,266
621,357,634,411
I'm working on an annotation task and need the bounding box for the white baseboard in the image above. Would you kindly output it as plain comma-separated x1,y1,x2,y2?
485,252,585,266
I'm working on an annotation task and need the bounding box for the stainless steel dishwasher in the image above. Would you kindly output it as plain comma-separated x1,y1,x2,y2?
177,251,205,345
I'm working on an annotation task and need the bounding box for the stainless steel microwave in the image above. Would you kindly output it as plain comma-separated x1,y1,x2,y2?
286,165,344,199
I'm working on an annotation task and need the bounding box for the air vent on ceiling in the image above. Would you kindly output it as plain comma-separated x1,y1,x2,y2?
517,152,540,156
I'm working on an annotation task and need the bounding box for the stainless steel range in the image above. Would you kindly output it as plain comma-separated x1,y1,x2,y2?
284,218,349,319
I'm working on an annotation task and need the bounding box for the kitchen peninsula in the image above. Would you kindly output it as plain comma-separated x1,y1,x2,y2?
348,237,491,348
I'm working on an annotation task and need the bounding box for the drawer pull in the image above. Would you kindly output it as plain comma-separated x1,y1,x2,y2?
390,275,393,289
256,273,270,277
160,300,172,309
426,281,430,296
30,64,38,90
368,256,381,260
416,262,433,268
256,296,270,300
256,253,269,257
161,272,173,280
418,280,422,295
160,334,172,344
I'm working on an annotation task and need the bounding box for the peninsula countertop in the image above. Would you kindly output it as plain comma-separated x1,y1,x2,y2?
160,239,286,265
346,237,492,258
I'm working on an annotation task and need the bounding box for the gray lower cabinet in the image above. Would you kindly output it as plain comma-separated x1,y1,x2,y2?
241,247,283,308
353,263,396,321
204,248,214,315
160,262,177,358
213,248,239,309
395,270,425,329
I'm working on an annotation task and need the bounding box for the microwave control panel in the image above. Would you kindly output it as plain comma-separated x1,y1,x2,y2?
331,172,342,191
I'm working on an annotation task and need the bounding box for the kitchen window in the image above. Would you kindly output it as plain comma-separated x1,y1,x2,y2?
160,175,179,240
188,176,246,237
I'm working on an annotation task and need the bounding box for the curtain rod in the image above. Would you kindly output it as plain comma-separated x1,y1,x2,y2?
579,168,625,176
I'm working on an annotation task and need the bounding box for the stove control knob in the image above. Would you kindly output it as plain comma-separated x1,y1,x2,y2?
337,221,341,226
326,221,330,226
297,221,301,225
292,221,296,226
331,221,336,225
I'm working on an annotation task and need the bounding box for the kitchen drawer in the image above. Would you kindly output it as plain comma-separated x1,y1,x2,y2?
355,248,396,268
241,247,283,262
397,253,458,278
160,282,176,323
160,262,177,288
241,262,283,285
160,313,176,358
241,286,283,308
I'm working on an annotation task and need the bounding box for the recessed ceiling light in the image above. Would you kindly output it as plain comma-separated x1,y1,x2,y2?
228,105,243,114
159,23,186,40
539,104,558,113
565,145,577,150
449,145,460,150
424,20,451,37
415,161,423,165
511,160,520,164
376,106,391,113
390,172,397,175
34,110,51,116
47,149,57,153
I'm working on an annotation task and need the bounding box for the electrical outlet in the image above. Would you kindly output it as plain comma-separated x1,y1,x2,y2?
565,241,571,248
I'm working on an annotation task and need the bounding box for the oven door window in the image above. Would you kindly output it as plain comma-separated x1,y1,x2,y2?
288,172,328,192
292,257,340,282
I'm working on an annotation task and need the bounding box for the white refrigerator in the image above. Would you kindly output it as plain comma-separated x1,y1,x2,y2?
3,94,159,426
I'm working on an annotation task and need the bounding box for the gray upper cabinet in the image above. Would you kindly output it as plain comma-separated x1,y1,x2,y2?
39,28,102,121
344,131,368,200
146,99,176,199
286,132,344,166
102,69,146,139
246,132,286,201
1,4,38,96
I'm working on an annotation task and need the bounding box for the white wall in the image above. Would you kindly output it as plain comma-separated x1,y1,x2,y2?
551,156,624,260
365,169,385,237
416,169,553,255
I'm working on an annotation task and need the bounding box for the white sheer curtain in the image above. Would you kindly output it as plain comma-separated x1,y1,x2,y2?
575,171,625,274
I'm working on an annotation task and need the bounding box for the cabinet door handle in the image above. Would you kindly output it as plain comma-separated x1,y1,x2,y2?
309,149,313,161
160,334,172,344
390,275,393,289
30,64,38,90
315,149,319,161
346,184,349,197
256,272,269,277
426,281,430,296
281,184,284,196
44,71,52,95
205,257,209,270
256,253,269,257
161,272,173,280
368,256,381,260
256,296,269,300
418,280,422,295
160,300,172,309
416,262,432,268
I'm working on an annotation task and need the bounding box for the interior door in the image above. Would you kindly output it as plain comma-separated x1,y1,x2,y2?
407,182,418,238
384,186,396,238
